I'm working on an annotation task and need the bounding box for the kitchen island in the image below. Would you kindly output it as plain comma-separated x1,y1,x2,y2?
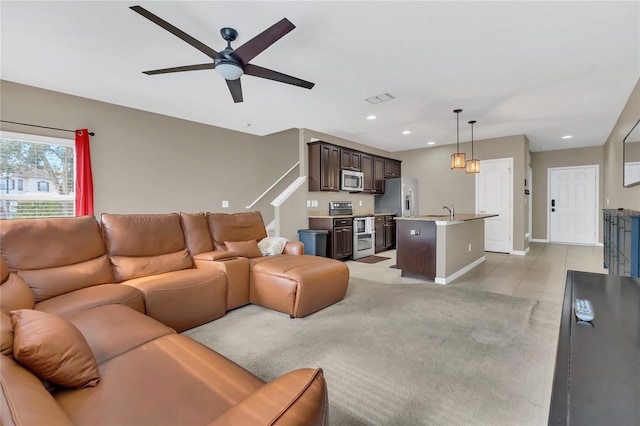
395,214,497,284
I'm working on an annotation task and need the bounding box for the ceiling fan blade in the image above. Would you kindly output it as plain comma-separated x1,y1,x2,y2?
130,5,220,60
231,18,295,65
143,63,215,75
244,64,315,89
226,79,243,103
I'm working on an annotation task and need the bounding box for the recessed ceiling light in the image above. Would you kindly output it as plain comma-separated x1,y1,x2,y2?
366,115,376,120
402,130,411,135
562,135,573,139
427,141,436,145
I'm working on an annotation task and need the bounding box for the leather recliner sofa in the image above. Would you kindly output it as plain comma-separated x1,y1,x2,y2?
0,211,348,425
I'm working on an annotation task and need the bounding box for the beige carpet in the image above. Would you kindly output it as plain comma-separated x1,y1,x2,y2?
183,277,560,425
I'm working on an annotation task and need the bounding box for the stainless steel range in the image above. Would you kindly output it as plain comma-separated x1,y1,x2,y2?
329,201,375,260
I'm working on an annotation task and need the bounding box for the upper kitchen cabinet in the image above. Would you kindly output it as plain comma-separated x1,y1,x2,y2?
361,154,385,194
308,140,400,193
308,142,340,192
340,148,361,171
384,158,402,178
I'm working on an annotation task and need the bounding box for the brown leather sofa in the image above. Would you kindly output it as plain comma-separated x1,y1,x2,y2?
191,211,350,318
0,211,348,425
1,303,328,425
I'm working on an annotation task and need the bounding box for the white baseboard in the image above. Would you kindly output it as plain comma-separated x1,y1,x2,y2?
435,256,486,285
531,238,549,243
511,247,530,256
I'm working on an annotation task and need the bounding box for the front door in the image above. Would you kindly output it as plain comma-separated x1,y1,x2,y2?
476,158,513,253
549,166,598,244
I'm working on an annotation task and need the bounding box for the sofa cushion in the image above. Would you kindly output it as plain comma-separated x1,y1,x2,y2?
225,240,263,258
11,309,100,389
0,354,73,426
17,255,113,303
53,334,265,425
66,304,175,365
35,284,145,318
122,269,227,332
1,312,13,358
101,213,187,257
0,273,35,312
0,216,106,271
180,212,214,255
207,211,268,251
110,250,193,283
258,236,289,256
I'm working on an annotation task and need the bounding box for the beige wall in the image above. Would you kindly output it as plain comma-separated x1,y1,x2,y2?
5,77,638,247
530,146,604,241
397,134,529,252
0,81,299,227
436,220,485,278
604,78,640,211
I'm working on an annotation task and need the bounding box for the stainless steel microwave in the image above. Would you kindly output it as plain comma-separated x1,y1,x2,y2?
341,170,364,191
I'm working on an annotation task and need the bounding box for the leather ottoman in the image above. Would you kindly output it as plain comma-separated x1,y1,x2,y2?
249,255,349,318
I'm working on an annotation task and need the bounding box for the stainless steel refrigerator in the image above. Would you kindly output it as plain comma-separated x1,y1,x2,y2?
374,177,419,217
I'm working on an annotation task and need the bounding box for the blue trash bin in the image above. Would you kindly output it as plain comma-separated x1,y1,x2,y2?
297,229,328,257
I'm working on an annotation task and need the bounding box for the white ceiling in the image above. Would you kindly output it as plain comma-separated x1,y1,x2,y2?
1,1,638,153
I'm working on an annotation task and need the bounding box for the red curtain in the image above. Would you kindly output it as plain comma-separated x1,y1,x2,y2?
75,129,94,216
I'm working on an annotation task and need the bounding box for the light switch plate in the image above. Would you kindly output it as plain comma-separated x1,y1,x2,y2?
222,200,229,208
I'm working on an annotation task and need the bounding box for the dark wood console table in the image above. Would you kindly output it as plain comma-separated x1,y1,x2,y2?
549,270,640,425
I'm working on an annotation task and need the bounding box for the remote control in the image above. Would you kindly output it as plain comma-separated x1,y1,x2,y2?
574,299,594,322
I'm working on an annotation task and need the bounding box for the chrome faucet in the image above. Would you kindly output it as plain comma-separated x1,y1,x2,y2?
442,204,454,219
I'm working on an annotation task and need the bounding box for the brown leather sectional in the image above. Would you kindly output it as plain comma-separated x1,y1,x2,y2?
0,211,349,425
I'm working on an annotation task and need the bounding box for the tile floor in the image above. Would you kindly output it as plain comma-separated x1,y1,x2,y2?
346,242,608,304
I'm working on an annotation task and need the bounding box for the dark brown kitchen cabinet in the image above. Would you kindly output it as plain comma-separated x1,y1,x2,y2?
384,159,402,178
340,149,361,171
308,142,340,192
308,217,353,260
396,219,436,280
374,216,385,253
373,157,385,193
375,215,396,253
384,216,396,249
361,155,385,194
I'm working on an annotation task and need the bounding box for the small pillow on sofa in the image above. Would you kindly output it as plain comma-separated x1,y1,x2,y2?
258,237,288,256
225,240,263,258
10,309,100,388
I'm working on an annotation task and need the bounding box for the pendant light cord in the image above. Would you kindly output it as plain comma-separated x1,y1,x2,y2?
469,120,477,158
454,108,462,153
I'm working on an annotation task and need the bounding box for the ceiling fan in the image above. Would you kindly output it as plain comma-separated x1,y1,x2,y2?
130,5,315,103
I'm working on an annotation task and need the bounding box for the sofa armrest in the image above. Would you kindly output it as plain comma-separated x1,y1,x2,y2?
283,242,304,256
209,368,327,426
194,251,238,261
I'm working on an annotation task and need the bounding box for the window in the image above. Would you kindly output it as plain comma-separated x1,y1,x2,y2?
0,131,75,219
37,181,50,192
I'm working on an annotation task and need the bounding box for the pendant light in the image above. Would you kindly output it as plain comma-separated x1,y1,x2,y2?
466,120,480,174
450,109,466,169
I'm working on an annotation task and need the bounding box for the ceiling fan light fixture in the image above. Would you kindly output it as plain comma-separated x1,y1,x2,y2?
215,61,244,80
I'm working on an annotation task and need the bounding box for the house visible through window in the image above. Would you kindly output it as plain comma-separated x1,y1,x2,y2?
0,131,75,219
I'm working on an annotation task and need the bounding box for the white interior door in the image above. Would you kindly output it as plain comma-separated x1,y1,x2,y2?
476,158,513,253
548,166,597,244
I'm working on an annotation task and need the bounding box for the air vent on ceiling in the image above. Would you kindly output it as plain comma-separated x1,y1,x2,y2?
365,93,395,104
